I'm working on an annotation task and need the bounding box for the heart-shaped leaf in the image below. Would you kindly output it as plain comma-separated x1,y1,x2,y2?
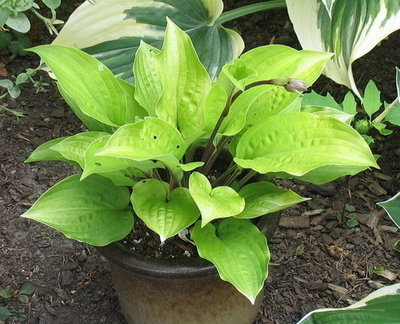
236,182,309,219
234,112,378,175
53,0,244,82
189,172,245,226
131,179,200,241
22,174,134,246
191,219,270,304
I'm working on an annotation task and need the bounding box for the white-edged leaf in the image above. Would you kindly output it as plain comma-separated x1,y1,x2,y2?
189,172,245,227
191,219,270,304
297,283,400,324
234,112,378,175
377,192,400,229
53,0,244,82
22,174,134,246
286,0,400,98
131,179,199,241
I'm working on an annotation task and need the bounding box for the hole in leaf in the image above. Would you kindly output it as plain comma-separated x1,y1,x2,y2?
153,135,158,140
142,180,147,183
95,162,102,166
152,160,157,163
176,145,180,149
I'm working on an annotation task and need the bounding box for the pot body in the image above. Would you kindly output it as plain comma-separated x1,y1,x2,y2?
108,259,262,324
98,212,280,324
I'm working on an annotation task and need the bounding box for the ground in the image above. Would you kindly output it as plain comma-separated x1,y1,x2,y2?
1,2,400,324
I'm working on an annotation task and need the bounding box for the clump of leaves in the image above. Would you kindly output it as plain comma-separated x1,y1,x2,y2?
22,20,378,303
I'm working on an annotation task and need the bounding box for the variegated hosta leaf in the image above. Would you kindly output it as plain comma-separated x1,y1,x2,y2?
236,182,309,219
206,45,333,136
131,179,200,241
189,172,245,227
234,112,379,175
53,0,244,82
298,283,400,324
22,174,134,246
286,0,400,98
377,192,400,229
191,219,270,304
30,45,147,127
134,20,211,143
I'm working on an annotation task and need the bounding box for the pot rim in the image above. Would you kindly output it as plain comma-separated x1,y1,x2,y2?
97,242,217,280
97,211,281,280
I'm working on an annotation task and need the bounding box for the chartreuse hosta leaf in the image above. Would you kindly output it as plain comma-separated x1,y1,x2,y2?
53,0,244,82
189,172,245,227
50,132,108,168
377,192,400,229
212,46,333,136
22,174,134,246
57,84,114,133
25,137,71,164
236,182,309,219
81,134,164,181
298,283,400,324
134,20,211,143
286,0,400,98
131,179,200,242
191,219,269,304
96,118,193,179
234,112,379,176
29,45,147,128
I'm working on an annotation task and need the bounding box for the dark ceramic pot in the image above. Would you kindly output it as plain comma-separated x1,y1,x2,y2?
97,212,280,324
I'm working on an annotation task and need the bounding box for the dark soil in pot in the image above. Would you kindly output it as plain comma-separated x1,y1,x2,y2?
1,1,400,324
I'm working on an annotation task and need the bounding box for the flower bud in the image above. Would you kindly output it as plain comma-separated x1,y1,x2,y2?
284,78,309,93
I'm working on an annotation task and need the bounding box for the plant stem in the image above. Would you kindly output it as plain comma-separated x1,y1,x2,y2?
200,79,281,173
212,162,237,187
372,98,399,124
199,96,232,170
226,168,243,186
237,170,257,188
216,0,287,25
202,136,230,176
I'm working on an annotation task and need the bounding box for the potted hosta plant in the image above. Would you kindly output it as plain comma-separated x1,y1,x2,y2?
23,20,378,324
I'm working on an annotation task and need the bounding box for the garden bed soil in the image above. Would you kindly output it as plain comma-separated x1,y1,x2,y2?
1,3,400,324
